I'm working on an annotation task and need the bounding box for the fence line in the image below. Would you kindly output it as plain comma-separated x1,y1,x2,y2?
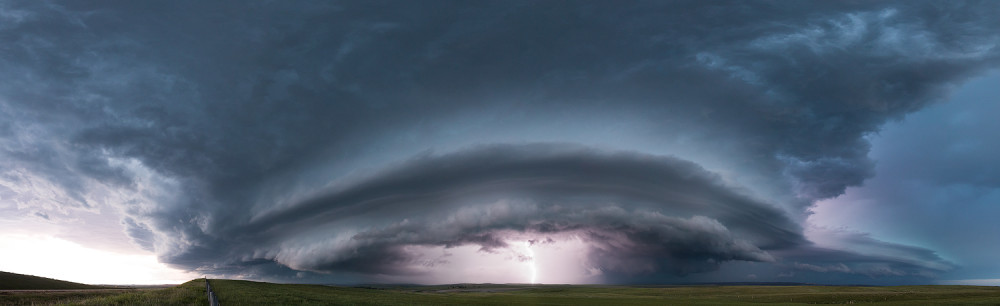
206,278,220,306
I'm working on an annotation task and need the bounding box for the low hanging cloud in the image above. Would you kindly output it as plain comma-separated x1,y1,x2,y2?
1,1,997,284
155,144,952,283
277,206,777,277
168,144,803,279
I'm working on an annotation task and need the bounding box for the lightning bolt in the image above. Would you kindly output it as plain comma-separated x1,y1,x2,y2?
525,241,537,284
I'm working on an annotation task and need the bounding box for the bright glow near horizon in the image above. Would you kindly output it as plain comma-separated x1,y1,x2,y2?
371,235,596,284
524,241,537,284
938,279,1000,286
0,234,195,285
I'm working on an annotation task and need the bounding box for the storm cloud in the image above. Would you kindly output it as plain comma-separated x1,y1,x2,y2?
188,144,801,278
2,1,998,284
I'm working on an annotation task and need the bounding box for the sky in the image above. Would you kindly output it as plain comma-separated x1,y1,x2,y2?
1,1,999,286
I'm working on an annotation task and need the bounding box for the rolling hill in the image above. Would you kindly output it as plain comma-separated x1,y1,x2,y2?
0,271,107,290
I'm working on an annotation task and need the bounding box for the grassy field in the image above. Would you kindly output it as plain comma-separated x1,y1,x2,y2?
207,279,1000,305
4,277,1000,305
0,279,206,306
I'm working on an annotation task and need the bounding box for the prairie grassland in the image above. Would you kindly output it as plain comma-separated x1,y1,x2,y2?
0,279,206,306
208,279,1000,305
6,279,1000,305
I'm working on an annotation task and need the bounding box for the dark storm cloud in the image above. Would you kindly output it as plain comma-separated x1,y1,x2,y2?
121,217,155,252
244,144,803,246
1,0,998,282
779,245,954,279
212,144,796,276
156,144,952,281
341,209,776,276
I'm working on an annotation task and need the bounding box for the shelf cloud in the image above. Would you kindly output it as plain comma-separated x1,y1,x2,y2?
1,1,998,284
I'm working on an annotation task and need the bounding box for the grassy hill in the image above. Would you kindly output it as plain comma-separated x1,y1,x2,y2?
0,278,205,306
0,271,107,290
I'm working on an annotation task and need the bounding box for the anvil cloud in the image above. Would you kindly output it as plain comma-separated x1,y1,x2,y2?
1,1,998,284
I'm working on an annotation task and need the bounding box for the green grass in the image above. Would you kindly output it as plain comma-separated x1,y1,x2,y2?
0,279,207,306
6,278,1000,305
68,279,208,306
0,290,133,306
207,279,1000,305
0,271,109,290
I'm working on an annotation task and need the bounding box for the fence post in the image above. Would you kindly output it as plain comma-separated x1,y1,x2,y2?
205,278,220,306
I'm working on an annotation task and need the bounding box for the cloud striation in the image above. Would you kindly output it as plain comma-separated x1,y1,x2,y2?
1,0,998,284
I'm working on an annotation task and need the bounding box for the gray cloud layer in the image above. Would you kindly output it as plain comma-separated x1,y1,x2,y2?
195,144,801,278
2,1,998,283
